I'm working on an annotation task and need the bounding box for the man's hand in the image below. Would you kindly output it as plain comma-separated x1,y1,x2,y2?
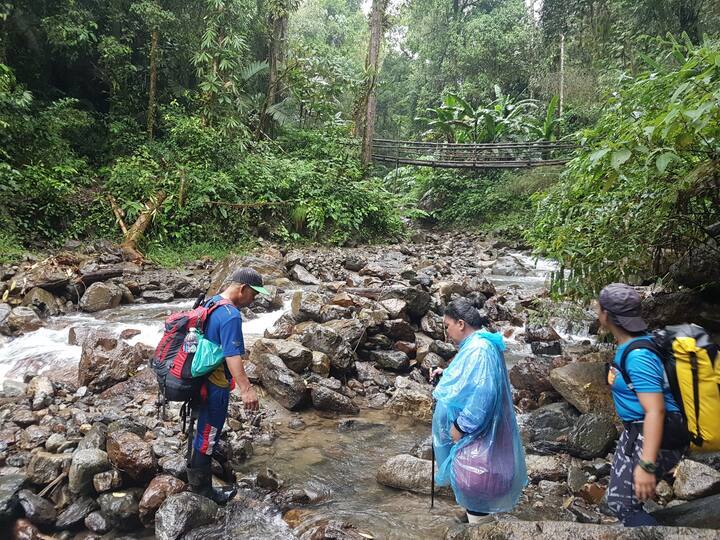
239,385,259,412
430,367,444,384
634,465,657,501
450,424,463,443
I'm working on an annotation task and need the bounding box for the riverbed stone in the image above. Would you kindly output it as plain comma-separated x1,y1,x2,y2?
386,378,433,422
97,488,144,531
55,496,98,529
653,492,720,529
549,360,615,415
93,469,123,493
22,287,60,317
138,475,186,525
532,340,562,356
69,449,110,494
310,351,331,377
142,289,174,303
379,286,431,319
255,353,309,410
420,311,444,340
79,281,123,312
77,423,108,451
290,264,321,285
355,361,390,388
383,319,416,342
567,413,618,459
310,384,359,415
673,459,720,500
2,379,26,398
323,318,367,347
299,324,355,372
155,492,219,540
27,376,54,411
11,409,36,428
0,474,26,521
18,425,50,450
251,338,312,373
78,331,150,392
7,307,42,334
26,452,72,485
368,350,409,371
106,430,156,482
377,454,451,497
291,290,326,322
85,510,113,534
526,454,568,483
17,489,56,527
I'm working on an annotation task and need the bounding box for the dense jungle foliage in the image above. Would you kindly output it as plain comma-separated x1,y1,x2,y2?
1,0,719,294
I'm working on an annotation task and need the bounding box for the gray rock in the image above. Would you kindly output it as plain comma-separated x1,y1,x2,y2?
255,353,309,411
138,474,186,525
291,290,326,323
653,492,720,529
377,454,451,497
142,289,175,303
45,433,66,452
369,350,409,371
7,307,42,333
97,488,144,531
673,459,720,500
383,319,416,342
77,423,108,451
0,474,26,521
532,340,562,356
290,264,321,285
549,359,615,415
429,339,456,360
310,351,331,377
251,338,312,373
79,281,123,313
78,331,151,392
2,379,27,398
420,311,444,340
567,413,618,459
55,496,98,529
21,287,60,317
525,324,562,343
155,492,219,540
380,298,407,319
69,449,110,494
27,452,72,485
299,324,355,372
159,454,187,481
17,489,56,527
379,286,431,319
310,384,359,415
18,425,50,450
386,379,433,422
526,454,568,483
85,510,113,534
355,361,390,388
343,255,366,272
27,375,54,410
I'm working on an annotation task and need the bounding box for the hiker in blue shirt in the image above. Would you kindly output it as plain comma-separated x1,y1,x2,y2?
598,283,686,527
431,298,527,524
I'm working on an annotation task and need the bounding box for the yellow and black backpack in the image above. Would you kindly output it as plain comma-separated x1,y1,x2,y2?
617,324,720,453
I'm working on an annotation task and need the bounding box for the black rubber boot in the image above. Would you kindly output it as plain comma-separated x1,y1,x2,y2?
186,466,237,504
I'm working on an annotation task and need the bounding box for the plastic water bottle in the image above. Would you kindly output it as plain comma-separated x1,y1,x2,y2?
183,328,199,354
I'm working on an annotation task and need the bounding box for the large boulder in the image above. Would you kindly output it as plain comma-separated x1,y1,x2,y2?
521,402,579,450
549,359,615,415
69,449,111,494
78,331,151,392
21,287,60,317
107,431,156,482
377,454,450,496
291,290,326,323
566,413,618,459
354,361,390,388
289,264,321,285
79,281,124,313
420,311,445,340
524,324,562,342
323,318,367,348
298,324,355,372
653,493,720,529
255,353,309,410
6,307,42,334
155,492,219,540
672,460,720,500
386,377,433,422
310,384,359,415
250,338,312,374
379,286,431,320
509,356,565,396
138,475,186,525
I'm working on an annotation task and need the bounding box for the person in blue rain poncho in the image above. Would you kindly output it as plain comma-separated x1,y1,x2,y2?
431,298,527,523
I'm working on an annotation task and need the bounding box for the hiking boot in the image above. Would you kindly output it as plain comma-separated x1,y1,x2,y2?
186,466,237,504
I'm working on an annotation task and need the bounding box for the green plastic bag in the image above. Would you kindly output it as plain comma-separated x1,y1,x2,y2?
190,332,225,377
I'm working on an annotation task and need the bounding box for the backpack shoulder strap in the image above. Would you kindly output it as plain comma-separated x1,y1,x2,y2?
616,337,662,392
197,297,233,332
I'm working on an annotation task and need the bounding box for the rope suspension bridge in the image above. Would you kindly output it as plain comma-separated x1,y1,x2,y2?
371,139,575,169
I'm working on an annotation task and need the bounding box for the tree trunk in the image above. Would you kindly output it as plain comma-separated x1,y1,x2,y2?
119,192,166,263
258,11,288,138
359,0,387,167
558,32,565,118
146,28,159,139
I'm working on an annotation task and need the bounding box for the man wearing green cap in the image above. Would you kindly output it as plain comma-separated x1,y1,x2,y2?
187,267,270,503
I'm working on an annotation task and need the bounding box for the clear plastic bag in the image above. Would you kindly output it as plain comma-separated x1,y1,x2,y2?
432,331,527,513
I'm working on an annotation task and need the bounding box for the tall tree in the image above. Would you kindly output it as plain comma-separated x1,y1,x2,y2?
357,0,387,166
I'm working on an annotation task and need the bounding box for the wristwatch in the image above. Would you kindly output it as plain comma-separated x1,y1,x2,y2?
638,460,658,474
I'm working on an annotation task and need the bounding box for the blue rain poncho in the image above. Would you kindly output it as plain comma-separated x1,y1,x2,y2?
432,331,527,513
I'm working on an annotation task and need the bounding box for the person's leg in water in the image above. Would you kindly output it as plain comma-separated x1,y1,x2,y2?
607,428,682,526
187,381,236,504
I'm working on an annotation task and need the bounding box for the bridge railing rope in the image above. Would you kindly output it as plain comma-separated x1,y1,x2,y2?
371,138,576,169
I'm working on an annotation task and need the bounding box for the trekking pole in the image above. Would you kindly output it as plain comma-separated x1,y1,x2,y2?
431,435,435,509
